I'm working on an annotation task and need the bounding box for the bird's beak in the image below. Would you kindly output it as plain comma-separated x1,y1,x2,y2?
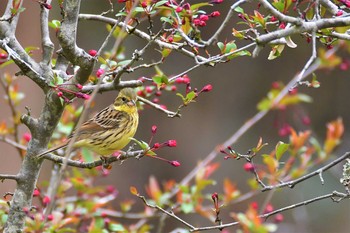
127,99,136,106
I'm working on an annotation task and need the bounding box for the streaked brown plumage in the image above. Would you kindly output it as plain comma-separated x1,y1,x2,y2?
37,88,139,157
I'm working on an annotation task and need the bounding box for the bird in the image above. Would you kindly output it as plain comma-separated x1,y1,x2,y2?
37,88,139,158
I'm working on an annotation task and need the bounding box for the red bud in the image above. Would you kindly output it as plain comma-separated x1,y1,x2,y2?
169,160,181,167
88,49,97,56
167,140,177,147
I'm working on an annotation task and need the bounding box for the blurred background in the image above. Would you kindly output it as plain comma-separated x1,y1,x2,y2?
1,1,349,232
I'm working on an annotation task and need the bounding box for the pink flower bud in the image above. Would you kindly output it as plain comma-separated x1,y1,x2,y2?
106,185,116,193
167,140,177,147
193,18,201,26
199,14,209,21
274,213,284,223
47,214,54,221
271,81,280,89
75,92,90,100
182,74,190,84
57,91,63,97
198,20,206,27
210,11,220,17
211,192,218,201
168,36,174,43
176,6,183,13
23,132,31,142
153,143,160,149
145,86,153,93
251,202,259,209
169,160,181,167
302,116,311,125
76,84,83,90
201,84,213,92
141,1,147,8
43,3,52,9
243,162,254,172
43,196,51,205
270,16,277,22
33,189,40,197
175,77,184,83
211,0,223,4
279,22,286,29
88,49,97,56
0,53,8,59
264,204,274,214
96,68,104,78
151,125,157,134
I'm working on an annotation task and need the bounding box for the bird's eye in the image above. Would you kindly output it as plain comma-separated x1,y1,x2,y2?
121,97,127,102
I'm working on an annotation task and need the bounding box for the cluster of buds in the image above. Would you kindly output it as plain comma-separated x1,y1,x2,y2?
219,146,239,160
54,83,90,103
145,125,180,167
193,11,220,27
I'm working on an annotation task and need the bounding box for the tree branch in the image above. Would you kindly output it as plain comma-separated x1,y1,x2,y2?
189,191,349,232
261,152,350,191
0,174,19,182
40,0,54,65
42,150,144,169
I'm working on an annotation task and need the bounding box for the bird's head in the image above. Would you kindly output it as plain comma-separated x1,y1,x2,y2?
113,88,138,113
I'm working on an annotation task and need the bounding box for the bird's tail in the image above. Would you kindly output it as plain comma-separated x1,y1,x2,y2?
37,141,68,158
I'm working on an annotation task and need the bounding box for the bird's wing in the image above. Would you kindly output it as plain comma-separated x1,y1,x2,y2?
72,106,128,139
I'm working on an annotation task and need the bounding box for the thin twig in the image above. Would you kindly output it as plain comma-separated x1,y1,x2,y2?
138,195,196,230
0,136,27,150
0,174,19,182
261,152,350,191
189,191,349,232
138,96,180,117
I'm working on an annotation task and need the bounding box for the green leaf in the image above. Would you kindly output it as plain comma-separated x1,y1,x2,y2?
257,98,272,111
217,42,225,52
109,223,126,231
160,16,173,24
48,20,61,29
234,6,244,13
116,11,127,17
186,91,196,100
134,7,146,13
130,138,150,150
285,36,297,48
118,59,132,67
227,50,251,60
161,48,172,58
152,75,169,87
275,141,289,161
154,0,169,8
176,92,186,102
24,46,39,54
268,44,285,60
190,2,211,11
